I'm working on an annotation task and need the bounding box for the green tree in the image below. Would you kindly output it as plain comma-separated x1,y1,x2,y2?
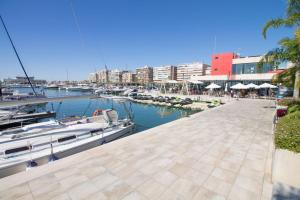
262,0,300,98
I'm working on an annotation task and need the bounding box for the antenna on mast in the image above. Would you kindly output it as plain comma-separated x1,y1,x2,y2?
213,35,217,54
0,15,37,96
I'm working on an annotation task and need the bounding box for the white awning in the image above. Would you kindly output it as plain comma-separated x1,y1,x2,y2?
230,83,248,90
258,83,277,89
205,83,221,89
166,80,178,84
188,80,204,84
246,83,259,89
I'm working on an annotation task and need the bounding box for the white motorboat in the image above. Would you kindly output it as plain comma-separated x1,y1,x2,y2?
0,109,134,178
46,84,59,89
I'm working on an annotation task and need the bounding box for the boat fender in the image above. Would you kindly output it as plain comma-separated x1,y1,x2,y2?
48,154,58,162
101,139,106,145
26,160,38,170
93,109,102,116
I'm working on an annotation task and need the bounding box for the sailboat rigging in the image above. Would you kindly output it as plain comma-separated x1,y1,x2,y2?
0,15,37,96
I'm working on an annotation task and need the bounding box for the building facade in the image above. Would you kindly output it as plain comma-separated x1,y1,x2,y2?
97,70,110,84
88,73,98,83
109,70,123,84
211,53,238,77
122,71,136,83
136,66,153,84
153,65,177,82
191,53,287,86
177,62,210,81
3,76,47,85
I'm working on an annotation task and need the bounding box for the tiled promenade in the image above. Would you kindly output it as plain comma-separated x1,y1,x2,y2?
0,99,275,200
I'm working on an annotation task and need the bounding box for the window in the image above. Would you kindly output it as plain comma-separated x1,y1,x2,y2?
232,62,273,75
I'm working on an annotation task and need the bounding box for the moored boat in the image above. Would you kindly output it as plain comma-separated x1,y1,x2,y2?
0,109,134,178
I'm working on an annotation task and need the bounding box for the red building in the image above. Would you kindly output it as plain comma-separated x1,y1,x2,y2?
211,53,238,77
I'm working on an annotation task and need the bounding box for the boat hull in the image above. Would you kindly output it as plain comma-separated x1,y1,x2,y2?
0,124,134,178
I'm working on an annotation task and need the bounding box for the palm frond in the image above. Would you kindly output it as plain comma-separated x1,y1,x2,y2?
263,19,287,38
287,0,300,16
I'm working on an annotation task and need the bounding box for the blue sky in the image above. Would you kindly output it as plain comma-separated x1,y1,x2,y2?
0,0,293,81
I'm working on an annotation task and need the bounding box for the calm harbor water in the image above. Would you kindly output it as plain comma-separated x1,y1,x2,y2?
14,88,198,132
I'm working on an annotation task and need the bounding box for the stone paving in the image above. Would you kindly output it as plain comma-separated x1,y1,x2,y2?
0,99,275,200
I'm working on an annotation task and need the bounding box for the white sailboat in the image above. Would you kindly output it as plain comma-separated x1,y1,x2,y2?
0,109,134,178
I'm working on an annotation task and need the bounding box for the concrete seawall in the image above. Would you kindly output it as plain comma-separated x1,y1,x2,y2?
0,99,275,200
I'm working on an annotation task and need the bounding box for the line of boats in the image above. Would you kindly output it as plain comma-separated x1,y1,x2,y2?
0,88,135,178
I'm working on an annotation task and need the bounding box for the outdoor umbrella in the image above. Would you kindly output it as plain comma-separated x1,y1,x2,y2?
167,80,178,84
258,83,277,89
230,83,248,90
246,83,259,89
188,80,204,84
205,83,221,89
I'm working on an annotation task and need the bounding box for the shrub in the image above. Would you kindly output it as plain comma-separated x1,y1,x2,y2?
288,104,300,114
275,111,300,153
277,98,300,107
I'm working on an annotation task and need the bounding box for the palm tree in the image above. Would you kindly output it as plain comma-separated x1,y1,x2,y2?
262,0,300,98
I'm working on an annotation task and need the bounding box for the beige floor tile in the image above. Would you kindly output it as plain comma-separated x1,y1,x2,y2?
137,178,166,199
158,189,185,200
234,175,262,195
228,185,260,200
86,191,108,200
203,176,232,197
0,184,31,200
193,187,226,200
239,166,264,182
124,171,149,188
59,174,89,190
192,161,215,174
169,163,190,177
139,163,161,176
67,182,99,200
200,155,220,165
169,178,200,199
121,191,148,200
217,159,241,173
80,165,106,179
211,167,237,184
102,180,132,200
15,193,35,200
153,170,178,186
183,168,209,186
262,181,273,199
54,167,81,180
50,193,71,200
91,172,119,191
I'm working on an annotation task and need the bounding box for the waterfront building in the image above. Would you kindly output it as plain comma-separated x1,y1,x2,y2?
109,70,123,84
3,76,47,86
136,66,153,84
122,71,136,83
190,52,288,87
177,62,210,81
88,73,98,83
96,69,110,84
153,65,177,82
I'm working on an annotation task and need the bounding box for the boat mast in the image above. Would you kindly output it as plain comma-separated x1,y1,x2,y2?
0,15,37,96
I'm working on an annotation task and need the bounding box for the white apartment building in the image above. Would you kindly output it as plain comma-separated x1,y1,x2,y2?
177,62,210,81
153,65,177,82
88,73,98,83
97,70,109,84
109,70,122,83
122,71,136,83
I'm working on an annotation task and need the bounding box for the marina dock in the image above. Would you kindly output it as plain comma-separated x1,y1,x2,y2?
0,99,275,200
0,95,97,109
